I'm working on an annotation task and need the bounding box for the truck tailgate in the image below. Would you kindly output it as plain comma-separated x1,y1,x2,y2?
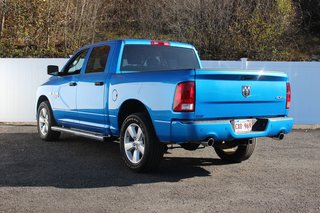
195,69,288,119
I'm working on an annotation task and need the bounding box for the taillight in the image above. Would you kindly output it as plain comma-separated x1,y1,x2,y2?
286,82,291,109
173,82,195,112
151,40,170,46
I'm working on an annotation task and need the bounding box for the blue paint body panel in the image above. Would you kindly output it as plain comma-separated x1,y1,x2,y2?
171,117,293,143
36,39,293,143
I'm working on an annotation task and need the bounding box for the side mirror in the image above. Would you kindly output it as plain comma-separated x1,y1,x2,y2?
47,65,59,75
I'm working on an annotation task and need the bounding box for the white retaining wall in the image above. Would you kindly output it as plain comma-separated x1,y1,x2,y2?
0,58,319,124
202,60,320,124
0,58,68,122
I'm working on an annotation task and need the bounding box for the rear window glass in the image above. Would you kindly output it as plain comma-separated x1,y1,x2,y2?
120,45,200,72
85,46,110,73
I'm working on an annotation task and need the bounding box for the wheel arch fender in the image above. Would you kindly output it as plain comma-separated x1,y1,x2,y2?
36,95,50,117
117,99,157,138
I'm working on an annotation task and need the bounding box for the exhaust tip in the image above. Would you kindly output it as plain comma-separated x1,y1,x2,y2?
200,138,215,147
273,132,285,140
207,138,214,146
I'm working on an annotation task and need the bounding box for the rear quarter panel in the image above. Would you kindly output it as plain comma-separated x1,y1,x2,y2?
108,70,196,141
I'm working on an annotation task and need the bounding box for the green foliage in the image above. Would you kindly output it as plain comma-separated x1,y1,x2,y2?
208,0,299,60
0,0,314,60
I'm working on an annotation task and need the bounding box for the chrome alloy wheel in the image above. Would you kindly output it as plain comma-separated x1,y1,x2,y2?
124,123,145,164
221,147,239,155
39,107,49,136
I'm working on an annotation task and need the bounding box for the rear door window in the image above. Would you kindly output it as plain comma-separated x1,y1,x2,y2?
85,46,110,74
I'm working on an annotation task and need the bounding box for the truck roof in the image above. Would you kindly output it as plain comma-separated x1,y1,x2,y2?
79,39,195,51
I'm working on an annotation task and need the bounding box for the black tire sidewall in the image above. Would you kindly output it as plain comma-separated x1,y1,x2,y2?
120,113,155,172
214,139,256,162
37,101,59,140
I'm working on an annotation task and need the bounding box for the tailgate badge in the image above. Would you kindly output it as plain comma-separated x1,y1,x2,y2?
242,86,251,98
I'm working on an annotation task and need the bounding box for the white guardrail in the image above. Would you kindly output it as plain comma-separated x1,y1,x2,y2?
0,58,319,124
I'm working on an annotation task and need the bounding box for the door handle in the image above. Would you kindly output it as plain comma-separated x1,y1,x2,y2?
69,82,77,86
94,82,104,86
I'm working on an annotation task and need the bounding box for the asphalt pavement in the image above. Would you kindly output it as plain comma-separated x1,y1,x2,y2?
0,125,319,212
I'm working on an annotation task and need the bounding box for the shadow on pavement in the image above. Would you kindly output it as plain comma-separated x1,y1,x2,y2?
0,133,225,188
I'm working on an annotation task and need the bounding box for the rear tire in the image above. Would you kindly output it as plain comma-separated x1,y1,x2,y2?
214,138,256,163
37,101,61,141
120,113,165,172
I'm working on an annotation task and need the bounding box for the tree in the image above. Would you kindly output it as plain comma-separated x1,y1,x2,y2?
298,0,320,34
0,0,305,60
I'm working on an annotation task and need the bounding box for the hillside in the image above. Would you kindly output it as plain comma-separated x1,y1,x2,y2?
0,0,319,60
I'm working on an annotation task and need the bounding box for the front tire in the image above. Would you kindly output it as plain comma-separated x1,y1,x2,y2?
120,113,165,172
37,101,61,141
214,138,256,163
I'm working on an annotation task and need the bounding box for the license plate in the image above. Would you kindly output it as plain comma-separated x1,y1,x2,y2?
233,119,253,133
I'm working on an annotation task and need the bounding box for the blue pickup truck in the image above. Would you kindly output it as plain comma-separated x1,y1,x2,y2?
36,39,293,172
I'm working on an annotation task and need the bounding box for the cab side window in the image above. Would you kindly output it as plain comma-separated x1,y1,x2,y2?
63,49,88,75
85,46,110,74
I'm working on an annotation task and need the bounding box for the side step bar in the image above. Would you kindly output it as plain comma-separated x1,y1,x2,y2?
51,126,110,141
